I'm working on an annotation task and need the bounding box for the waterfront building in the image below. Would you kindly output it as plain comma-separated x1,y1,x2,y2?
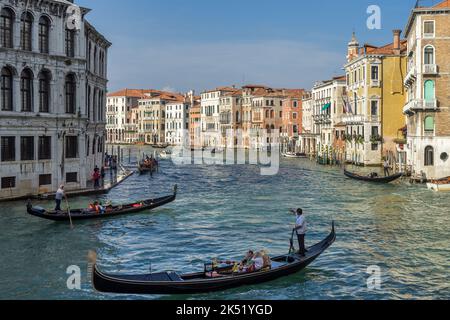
403,0,450,180
189,96,202,148
311,76,347,163
281,89,304,152
344,31,407,166
200,86,236,147
0,0,111,200
106,89,153,144
137,91,184,145
219,89,242,148
299,92,317,155
241,85,269,149
165,92,193,146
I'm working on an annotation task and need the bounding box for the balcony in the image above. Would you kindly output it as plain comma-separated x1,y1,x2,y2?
341,114,365,125
370,79,381,87
403,99,438,114
423,64,438,75
404,66,417,86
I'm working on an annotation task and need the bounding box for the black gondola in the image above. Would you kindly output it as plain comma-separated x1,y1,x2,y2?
92,223,336,295
344,169,403,183
26,185,177,222
138,164,157,174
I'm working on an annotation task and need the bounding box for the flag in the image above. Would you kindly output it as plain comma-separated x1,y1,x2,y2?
343,97,353,114
322,103,331,112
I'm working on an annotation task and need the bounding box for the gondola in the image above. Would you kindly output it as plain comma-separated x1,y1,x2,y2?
344,169,403,183
283,152,307,159
26,185,177,222
138,164,157,174
92,222,336,295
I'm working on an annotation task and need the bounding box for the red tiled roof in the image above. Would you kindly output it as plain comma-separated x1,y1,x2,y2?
107,89,161,98
362,40,407,55
432,0,450,8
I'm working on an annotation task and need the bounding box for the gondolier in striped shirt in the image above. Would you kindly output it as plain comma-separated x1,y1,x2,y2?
291,208,307,256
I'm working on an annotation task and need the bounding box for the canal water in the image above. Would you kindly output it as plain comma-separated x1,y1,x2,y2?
0,146,449,300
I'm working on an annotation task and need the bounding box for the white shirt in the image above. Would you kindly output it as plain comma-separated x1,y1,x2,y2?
252,257,264,270
55,188,64,200
296,215,307,235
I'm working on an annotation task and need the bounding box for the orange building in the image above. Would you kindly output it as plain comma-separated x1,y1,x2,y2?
282,89,305,151
189,96,202,148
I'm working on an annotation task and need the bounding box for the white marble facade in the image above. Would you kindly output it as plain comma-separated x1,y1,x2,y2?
0,0,111,199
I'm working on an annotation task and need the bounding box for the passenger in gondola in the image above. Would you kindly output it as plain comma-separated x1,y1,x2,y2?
369,172,379,178
261,251,272,270
89,201,105,214
239,250,254,268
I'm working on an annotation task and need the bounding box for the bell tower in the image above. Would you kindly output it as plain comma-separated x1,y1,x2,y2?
347,32,359,62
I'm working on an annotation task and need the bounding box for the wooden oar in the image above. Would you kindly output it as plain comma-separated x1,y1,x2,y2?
288,229,296,258
65,198,74,229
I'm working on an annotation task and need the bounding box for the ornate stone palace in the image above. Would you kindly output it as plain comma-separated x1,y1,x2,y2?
0,0,111,199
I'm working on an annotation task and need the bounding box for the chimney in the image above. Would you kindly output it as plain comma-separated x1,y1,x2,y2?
393,30,402,55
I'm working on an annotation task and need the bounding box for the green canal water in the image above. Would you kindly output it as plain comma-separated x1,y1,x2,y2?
0,147,449,300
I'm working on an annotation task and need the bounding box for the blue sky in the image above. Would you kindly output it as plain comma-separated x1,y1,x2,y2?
77,0,421,93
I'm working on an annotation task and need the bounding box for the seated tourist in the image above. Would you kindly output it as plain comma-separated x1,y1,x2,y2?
241,250,254,265
261,251,272,270
240,252,264,274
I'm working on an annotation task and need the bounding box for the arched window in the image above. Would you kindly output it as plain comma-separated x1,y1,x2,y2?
1,67,13,111
38,70,51,112
424,46,434,65
424,80,435,102
38,16,50,54
424,116,435,133
265,110,269,118
20,69,33,112
65,28,75,57
94,46,98,74
425,146,434,166
87,85,91,119
20,12,33,51
0,8,14,48
65,74,76,114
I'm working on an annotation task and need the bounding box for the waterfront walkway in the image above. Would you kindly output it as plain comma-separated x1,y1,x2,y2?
0,168,134,203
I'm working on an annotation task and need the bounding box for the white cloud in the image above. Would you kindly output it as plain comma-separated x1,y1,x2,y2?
108,39,345,92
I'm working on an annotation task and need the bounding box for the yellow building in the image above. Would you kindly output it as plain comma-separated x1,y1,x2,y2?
343,31,407,166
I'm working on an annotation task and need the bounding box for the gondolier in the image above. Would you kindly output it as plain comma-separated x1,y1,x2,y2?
55,185,67,212
383,158,390,177
291,208,307,256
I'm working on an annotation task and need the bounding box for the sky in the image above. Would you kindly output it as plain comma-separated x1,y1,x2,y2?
76,0,428,93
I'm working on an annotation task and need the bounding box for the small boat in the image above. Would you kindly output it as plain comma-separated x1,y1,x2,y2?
152,144,169,149
344,169,403,183
159,150,172,160
427,176,450,192
26,186,177,222
283,152,307,159
92,223,336,295
210,148,223,154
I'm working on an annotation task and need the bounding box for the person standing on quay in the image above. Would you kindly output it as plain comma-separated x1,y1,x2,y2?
55,185,67,212
92,166,101,189
291,208,307,256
